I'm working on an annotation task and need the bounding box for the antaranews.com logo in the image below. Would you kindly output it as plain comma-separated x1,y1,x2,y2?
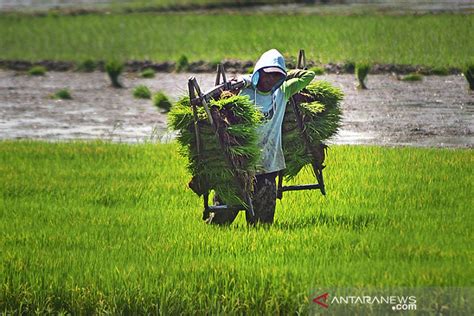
312,292,416,311
309,287,472,314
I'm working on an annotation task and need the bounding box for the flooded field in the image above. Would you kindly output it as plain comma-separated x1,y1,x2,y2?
1,0,472,14
0,70,472,147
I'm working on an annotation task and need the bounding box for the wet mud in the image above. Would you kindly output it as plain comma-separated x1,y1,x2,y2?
0,70,472,148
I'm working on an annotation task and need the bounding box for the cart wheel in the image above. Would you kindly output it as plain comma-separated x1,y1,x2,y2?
246,173,277,225
204,194,239,226
204,210,239,225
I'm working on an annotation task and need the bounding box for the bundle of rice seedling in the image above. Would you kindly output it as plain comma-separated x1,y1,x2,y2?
168,93,262,206
282,80,344,179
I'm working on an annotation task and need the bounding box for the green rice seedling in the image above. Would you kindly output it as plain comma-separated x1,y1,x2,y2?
355,63,370,89
140,68,155,78
105,60,123,88
133,85,151,99
152,91,172,112
462,64,474,90
342,60,355,73
168,93,262,205
401,73,423,81
76,59,96,72
50,88,72,100
176,55,189,72
28,65,46,76
310,66,325,75
282,80,344,179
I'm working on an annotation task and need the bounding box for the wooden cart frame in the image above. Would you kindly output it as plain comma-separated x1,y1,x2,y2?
187,50,326,220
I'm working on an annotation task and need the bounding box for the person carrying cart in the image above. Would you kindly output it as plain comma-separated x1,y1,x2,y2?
206,49,316,225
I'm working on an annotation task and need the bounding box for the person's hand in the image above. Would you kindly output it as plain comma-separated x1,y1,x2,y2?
225,75,248,94
286,69,307,80
228,75,245,84
228,76,240,84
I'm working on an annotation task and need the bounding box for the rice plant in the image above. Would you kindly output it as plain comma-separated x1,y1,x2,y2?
355,63,370,89
152,91,172,112
105,60,123,88
28,65,46,76
0,14,472,68
176,55,189,72
140,68,155,78
282,80,344,179
50,88,72,100
0,140,471,314
342,60,355,73
168,93,262,205
133,85,151,99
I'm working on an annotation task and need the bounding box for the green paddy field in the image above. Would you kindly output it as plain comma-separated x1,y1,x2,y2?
1,141,472,313
0,13,472,68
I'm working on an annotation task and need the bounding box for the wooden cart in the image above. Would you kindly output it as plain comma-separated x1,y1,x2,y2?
187,50,326,221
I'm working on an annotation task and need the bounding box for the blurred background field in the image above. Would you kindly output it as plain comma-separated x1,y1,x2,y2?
1,13,473,68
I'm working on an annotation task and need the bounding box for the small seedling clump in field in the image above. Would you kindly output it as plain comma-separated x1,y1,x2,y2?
133,85,151,99
342,60,355,73
168,93,262,205
140,68,155,78
401,73,423,81
76,59,96,72
28,65,46,76
105,60,124,88
356,63,370,89
176,55,189,72
153,91,172,112
310,66,325,75
462,64,474,90
282,77,344,179
50,88,72,100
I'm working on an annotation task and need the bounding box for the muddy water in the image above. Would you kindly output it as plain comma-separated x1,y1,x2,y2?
1,0,472,14
0,70,472,148
0,0,123,11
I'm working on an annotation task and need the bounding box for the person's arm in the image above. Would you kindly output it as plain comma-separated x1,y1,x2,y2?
282,69,316,100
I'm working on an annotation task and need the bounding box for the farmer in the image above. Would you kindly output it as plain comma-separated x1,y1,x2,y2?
206,49,315,225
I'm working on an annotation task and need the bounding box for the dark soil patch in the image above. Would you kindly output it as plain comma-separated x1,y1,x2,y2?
0,59,463,76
